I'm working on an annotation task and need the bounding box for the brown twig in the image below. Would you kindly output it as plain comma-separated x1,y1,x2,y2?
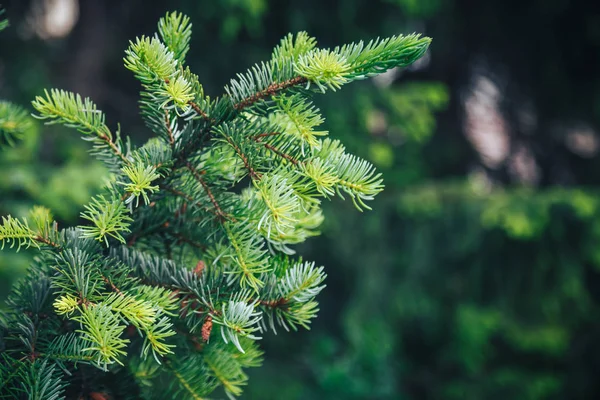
188,100,213,122
224,137,261,180
162,186,213,215
233,76,308,111
98,133,131,166
252,132,299,165
185,162,228,220
263,143,299,165
253,132,281,140
34,235,61,249
165,109,175,147
259,298,288,308
101,275,123,295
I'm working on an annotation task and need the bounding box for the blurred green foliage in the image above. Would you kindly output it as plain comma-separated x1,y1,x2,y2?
2,0,600,398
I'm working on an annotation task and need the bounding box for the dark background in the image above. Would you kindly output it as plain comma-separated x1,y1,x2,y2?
2,0,600,398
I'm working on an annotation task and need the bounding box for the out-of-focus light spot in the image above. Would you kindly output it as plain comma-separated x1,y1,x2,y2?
373,68,400,88
369,142,395,168
463,74,510,169
366,109,388,135
566,126,599,158
372,51,431,89
508,143,540,186
408,50,431,71
24,0,79,40
468,166,494,194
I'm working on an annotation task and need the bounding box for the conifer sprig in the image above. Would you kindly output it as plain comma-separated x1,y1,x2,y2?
2,10,431,398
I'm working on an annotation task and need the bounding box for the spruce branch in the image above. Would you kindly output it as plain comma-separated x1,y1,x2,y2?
79,195,133,246
124,36,178,85
31,89,130,166
0,215,38,250
1,10,432,398
19,360,67,400
0,208,60,250
73,304,130,370
158,11,192,63
118,161,161,207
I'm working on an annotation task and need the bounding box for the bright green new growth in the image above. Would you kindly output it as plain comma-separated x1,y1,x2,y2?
0,11,430,399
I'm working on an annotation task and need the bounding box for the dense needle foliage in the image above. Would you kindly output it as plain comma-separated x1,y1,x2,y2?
0,11,429,399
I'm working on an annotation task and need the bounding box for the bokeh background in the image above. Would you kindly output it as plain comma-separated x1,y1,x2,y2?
2,0,600,398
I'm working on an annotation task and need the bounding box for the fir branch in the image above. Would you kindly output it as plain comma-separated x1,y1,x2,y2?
118,160,161,207
172,231,208,251
124,36,177,85
33,235,61,249
259,297,287,308
43,333,96,365
253,132,281,140
165,357,215,400
223,222,270,292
